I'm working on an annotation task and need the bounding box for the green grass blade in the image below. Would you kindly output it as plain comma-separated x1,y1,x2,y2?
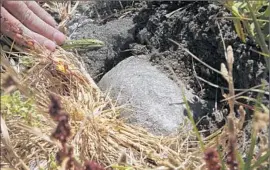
250,48,270,58
222,16,269,23
244,131,257,170
232,19,246,42
217,145,226,170
61,39,105,50
236,150,245,170
245,0,270,69
181,85,205,152
244,82,266,170
251,151,270,169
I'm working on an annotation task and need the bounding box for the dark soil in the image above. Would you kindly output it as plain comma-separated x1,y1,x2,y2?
70,1,266,98
67,1,267,133
132,1,265,101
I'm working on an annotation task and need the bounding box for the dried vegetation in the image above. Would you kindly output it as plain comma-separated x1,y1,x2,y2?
1,1,269,170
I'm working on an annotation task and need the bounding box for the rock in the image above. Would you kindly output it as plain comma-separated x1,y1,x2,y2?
98,56,209,135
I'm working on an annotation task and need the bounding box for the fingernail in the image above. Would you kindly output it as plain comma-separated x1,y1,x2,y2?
48,17,58,28
53,31,66,45
44,40,56,51
53,21,58,28
53,22,59,29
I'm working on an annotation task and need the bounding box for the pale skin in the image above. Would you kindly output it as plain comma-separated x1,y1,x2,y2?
1,1,66,51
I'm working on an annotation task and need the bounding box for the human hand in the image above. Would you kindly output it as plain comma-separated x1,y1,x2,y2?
1,1,66,51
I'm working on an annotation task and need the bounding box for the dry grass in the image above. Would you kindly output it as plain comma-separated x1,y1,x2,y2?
0,35,209,169
0,2,208,169
1,1,269,170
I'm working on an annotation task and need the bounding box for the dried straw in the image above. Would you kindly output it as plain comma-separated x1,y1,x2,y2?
0,2,213,169
0,38,207,169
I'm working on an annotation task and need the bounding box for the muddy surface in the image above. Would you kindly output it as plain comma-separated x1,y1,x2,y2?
67,1,266,133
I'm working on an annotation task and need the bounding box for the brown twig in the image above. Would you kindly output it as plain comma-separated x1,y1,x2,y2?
221,46,238,170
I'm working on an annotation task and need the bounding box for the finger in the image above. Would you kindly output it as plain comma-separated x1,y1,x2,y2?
24,1,58,27
3,1,66,45
1,7,56,51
